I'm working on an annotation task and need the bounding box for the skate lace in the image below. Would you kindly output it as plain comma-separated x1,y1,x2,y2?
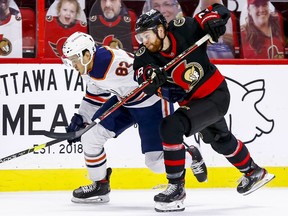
162,183,178,196
81,183,97,193
237,176,250,188
191,159,205,174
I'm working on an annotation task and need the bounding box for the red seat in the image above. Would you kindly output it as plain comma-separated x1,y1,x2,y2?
20,7,36,56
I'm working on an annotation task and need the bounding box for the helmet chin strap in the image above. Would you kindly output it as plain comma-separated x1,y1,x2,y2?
80,54,93,75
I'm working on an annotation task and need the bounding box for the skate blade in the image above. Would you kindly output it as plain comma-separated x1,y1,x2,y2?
71,195,110,204
154,200,185,212
242,173,275,196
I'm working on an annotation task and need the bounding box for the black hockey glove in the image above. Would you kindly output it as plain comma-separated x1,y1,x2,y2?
66,113,85,144
195,4,230,42
142,64,167,95
203,18,227,42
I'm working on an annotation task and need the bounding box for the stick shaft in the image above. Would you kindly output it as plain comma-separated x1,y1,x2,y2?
43,34,211,140
0,138,66,164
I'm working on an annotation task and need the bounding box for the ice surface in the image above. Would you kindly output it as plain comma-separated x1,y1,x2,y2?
1,188,286,216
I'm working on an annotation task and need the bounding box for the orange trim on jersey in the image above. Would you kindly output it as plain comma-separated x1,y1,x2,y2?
134,92,146,101
99,15,121,27
179,69,224,106
89,47,115,81
85,93,108,103
85,153,107,163
164,159,185,166
163,100,169,117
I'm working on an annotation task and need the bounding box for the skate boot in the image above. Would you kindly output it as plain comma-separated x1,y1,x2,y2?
187,145,208,182
237,162,275,195
71,167,112,203
154,180,186,212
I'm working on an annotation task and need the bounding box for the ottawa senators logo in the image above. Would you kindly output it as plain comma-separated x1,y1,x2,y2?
0,35,12,56
98,35,124,49
123,15,131,23
182,62,204,90
48,37,68,57
171,61,204,91
135,46,145,57
89,15,97,22
173,17,185,27
46,15,53,22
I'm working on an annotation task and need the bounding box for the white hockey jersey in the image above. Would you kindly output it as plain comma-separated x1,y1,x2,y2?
78,46,160,122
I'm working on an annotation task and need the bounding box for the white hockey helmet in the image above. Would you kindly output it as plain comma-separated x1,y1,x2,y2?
62,32,96,73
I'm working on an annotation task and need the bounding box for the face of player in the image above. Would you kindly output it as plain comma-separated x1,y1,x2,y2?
151,0,179,23
58,1,77,25
136,28,164,53
248,1,270,28
67,52,92,75
101,0,122,19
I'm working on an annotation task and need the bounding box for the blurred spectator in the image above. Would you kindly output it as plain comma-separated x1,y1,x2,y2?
143,0,183,23
0,0,22,57
240,0,285,59
44,0,87,58
193,0,235,59
88,0,138,52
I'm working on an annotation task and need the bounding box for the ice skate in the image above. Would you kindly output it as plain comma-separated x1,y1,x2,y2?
237,162,275,196
71,168,112,203
187,145,208,182
154,181,186,212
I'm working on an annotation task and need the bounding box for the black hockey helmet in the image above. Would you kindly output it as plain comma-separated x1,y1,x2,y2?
135,9,167,34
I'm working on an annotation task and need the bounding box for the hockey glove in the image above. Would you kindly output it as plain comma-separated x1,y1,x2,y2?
66,113,85,144
195,4,230,42
203,18,227,42
141,64,167,95
159,85,186,103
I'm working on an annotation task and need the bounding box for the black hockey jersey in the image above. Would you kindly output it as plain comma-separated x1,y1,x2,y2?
89,4,138,52
133,4,229,106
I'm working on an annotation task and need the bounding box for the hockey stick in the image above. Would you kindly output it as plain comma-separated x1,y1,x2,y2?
43,34,211,140
41,78,154,140
0,138,67,164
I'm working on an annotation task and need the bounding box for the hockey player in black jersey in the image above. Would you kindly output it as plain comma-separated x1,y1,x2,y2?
133,5,275,212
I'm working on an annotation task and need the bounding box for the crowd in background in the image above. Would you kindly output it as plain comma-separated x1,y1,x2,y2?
0,0,287,59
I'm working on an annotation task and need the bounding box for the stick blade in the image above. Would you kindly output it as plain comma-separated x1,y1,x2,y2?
42,130,75,140
42,122,97,140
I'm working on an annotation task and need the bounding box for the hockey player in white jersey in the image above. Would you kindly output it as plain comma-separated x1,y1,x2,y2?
61,32,207,203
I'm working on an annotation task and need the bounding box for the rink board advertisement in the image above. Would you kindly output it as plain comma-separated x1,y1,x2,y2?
0,63,288,169
0,63,287,190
